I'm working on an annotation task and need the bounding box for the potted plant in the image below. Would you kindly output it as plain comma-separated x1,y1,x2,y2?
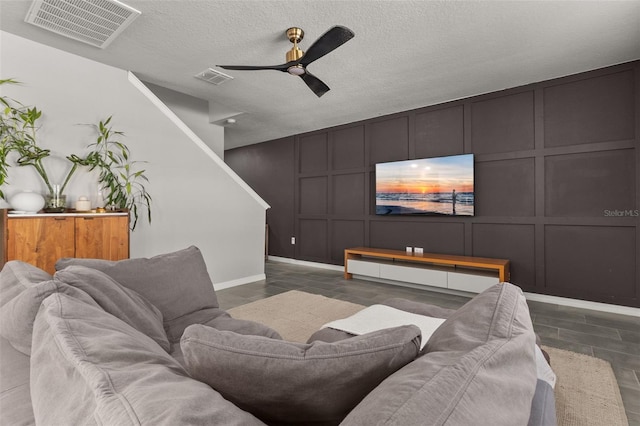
0,79,151,230
77,116,152,230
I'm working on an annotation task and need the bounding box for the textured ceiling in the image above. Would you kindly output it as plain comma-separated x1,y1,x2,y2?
1,0,639,149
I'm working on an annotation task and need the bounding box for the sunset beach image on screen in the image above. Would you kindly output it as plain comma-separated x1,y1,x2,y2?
375,154,474,216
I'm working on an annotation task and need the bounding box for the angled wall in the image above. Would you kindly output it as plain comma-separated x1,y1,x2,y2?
1,31,268,288
143,82,225,159
227,61,640,308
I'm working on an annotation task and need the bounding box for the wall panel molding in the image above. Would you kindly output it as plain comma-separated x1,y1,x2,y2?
543,69,635,148
470,90,535,154
228,60,640,307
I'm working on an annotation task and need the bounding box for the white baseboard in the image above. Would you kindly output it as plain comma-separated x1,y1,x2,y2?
267,257,640,317
267,256,344,272
215,273,266,291
523,292,640,317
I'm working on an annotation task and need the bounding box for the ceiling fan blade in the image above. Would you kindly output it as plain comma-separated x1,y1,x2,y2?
300,71,330,97
300,25,355,66
217,63,290,72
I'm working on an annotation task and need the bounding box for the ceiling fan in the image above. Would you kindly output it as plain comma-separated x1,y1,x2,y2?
218,25,355,98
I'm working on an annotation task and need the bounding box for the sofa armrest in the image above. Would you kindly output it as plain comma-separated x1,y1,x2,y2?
528,380,557,426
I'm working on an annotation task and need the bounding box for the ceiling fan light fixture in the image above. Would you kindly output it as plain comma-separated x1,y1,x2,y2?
218,25,355,97
287,65,305,76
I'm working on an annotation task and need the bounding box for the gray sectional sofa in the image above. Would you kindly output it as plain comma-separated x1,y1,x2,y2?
0,246,556,425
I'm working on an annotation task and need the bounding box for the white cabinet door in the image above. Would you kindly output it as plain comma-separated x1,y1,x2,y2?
448,271,499,293
380,264,448,288
347,259,380,277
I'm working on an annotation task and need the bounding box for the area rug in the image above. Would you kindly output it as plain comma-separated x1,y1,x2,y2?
542,346,629,426
229,290,629,426
229,290,364,342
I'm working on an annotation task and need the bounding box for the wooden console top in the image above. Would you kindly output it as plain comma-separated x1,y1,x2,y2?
344,247,510,282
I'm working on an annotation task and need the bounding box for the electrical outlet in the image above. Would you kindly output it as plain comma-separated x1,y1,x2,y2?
405,246,413,253
414,247,424,254
291,237,296,245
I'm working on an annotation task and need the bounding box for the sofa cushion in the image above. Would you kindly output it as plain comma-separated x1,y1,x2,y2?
0,261,51,309
341,283,538,426
168,310,283,366
204,311,283,339
181,324,421,425
0,336,35,425
163,307,227,343
163,308,282,344
55,265,170,352
0,279,95,355
31,293,266,426
55,246,219,325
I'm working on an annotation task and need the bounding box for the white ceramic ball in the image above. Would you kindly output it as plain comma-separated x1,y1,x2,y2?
10,191,45,213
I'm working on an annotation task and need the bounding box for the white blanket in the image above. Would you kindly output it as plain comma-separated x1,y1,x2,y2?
322,304,446,350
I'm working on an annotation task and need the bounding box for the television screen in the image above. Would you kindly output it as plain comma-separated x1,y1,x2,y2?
375,154,474,216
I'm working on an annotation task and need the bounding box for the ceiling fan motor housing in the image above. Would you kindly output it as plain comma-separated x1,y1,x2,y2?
286,27,304,43
286,27,304,62
286,47,304,62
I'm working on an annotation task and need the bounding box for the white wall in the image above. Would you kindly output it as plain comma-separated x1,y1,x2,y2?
143,82,225,158
0,31,269,288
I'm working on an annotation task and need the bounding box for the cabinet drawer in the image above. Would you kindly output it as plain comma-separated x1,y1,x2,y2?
448,270,499,293
347,259,380,277
380,263,447,288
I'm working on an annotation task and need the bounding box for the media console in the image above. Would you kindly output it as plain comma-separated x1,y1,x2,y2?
344,247,510,294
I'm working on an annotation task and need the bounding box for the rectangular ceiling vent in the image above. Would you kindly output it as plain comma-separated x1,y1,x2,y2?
25,0,141,49
195,68,234,86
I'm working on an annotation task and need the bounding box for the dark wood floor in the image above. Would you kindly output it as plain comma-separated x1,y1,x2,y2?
217,260,640,425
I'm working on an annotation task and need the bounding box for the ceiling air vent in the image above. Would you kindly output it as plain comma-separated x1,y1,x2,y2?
195,68,234,86
25,0,141,49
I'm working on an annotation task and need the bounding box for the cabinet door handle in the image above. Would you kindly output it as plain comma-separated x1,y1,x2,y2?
83,217,94,220
54,218,67,221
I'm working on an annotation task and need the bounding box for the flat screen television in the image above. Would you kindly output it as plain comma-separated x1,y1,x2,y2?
375,154,474,216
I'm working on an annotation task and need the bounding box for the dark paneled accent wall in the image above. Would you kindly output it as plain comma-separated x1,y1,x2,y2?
225,136,295,258
226,61,639,308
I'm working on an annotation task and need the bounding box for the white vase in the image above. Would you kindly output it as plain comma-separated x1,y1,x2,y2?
9,191,45,213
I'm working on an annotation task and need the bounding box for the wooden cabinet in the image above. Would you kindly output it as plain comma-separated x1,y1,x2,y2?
344,247,510,295
1,210,129,274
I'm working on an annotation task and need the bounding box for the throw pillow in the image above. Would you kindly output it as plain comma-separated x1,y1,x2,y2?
31,293,265,426
341,283,538,426
0,279,96,355
0,261,51,309
181,324,421,425
54,265,170,352
204,312,283,339
55,246,219,323
164,308,283,343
